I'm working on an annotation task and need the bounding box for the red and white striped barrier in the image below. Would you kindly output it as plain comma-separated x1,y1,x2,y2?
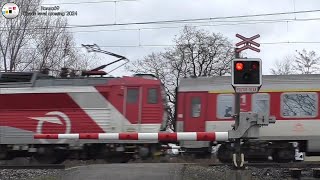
34,132,229,142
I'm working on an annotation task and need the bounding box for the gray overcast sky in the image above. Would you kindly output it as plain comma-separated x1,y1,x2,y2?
41,0,320,76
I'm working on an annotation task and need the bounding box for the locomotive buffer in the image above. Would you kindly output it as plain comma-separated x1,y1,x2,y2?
230,34,276,168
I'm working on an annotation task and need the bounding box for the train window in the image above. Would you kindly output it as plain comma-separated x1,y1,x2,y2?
252,93,270,116
281,92,318,117
217,94,234,119
148,88,158,104
127,88,139,103
191,97,201,118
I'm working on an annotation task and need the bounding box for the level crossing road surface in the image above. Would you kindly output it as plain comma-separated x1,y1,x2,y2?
63,163,185,180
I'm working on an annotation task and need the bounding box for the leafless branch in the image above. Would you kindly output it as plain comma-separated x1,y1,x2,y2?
127,26,234,128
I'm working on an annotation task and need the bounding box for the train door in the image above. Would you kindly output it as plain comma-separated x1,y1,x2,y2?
141,85,163,124
184,93,207,132
125,87,141,125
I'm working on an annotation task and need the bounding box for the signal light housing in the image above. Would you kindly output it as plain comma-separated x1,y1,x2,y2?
232,58,262,87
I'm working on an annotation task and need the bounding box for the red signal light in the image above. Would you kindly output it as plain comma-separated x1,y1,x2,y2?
235,62,244,71
251,62,259,70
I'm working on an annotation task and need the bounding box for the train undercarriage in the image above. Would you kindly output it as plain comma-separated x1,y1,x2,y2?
0,143,163,164
216,140,304,163
0,140,308,164
176,140,305,163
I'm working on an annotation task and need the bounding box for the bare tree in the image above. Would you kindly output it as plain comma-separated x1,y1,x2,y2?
270,56,294,75
23,16,78,75
270,49,320,75
0,0,94,75
293,49,320,74
127,26,234,127
0,0,41,72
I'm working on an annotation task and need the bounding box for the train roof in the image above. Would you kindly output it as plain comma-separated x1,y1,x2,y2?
0,72,160,88
178,74,320,93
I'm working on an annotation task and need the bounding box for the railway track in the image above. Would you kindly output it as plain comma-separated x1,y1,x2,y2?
0,157,319,170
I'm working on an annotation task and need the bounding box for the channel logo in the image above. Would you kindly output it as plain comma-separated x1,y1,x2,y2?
2,2,19,19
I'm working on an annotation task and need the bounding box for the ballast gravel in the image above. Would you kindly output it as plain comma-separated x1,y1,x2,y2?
181,164,314,180
0,169,63,180
0,162,315,180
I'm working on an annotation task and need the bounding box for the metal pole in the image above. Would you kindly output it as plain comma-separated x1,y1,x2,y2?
234,48,243,168
234,49,240,129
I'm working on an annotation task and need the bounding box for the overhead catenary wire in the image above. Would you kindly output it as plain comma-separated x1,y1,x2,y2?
56,17,320,33
8,17,320,36
1,9,320,31
16,41,320,50
2,8,320,51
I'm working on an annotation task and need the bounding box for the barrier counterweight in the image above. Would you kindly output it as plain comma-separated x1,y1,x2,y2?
34,132,229,142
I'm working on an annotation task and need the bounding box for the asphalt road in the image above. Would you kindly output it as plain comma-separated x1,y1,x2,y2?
62,163,185,180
